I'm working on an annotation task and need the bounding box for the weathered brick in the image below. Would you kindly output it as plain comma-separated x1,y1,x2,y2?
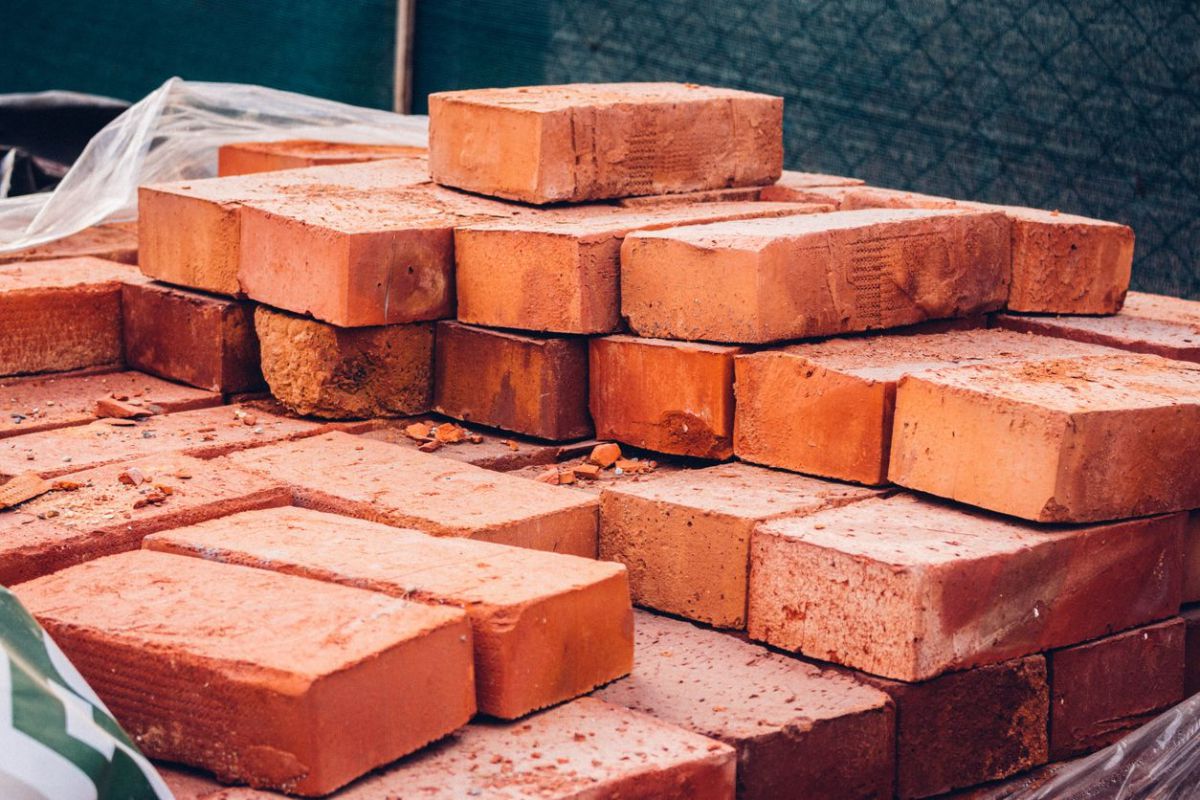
145,505,631,718
757,169,865,201
596,611,895,800
434,321,590,441
1048,619,1185,759
0,257,145,377
599,463,881,628
122,281,263,393
590,335,741,459
16,550,474,795
620,209,1010,343
225,432,598,556
254,306,432,419
455,202,824,334
734,329,1116,485
429,82,782,204
0,453,289,584
217,139,426,176
747,493,1184,681
0,222,138,266
889,354,1200,522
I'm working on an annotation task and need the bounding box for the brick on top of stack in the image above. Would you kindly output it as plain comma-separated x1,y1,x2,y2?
217,139,426,176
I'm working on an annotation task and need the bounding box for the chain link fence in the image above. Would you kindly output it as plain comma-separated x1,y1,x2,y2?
414,0,1200,299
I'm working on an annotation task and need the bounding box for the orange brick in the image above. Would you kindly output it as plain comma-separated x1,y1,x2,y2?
615,185,764,207
434,321,590,440
748,493,1185,681
217,139,426,176
122,281,263,393
225,432,598,556
0,369,219,439
599,463,881,628
995,291,1200,364
621,208,1011,343
0,222,138,266
255,306,432,419
757,169,865,201
0,257,145,377
455,202,825,334
16,550,474,795
889,354,1200,522
590,335,741,459
0,453,288,584
146,505,632,718
733,329,1117,485
137,159,430,296
429,82,782,204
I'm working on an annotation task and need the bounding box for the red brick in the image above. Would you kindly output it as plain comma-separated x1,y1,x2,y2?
856,656,1049,799
1048,619,1186,759
0,369,219,439
889,354,1200,522
217,139,426,176
16,550,474,795
734,329,1117,485
590,335,741,459
145,505,632,718
434,321,590,441
122,281,262,393
0,403,331,480
429,82,782,204
599,463,882,628
0,222,138,266
747,493,1184,682
0,453,288,584
0,257,145,377
225,432,599,556
1184,605,1200,697
595,610,895,800
757,169,865,201
620,209,1011,343
995,291,1200,365
455,202,825,334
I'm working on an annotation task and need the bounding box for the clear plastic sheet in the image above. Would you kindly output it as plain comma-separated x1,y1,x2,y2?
0,77,428,254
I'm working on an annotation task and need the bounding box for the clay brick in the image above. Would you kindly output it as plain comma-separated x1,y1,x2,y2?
254,306,432,419
429,82,782,204
1184,606,1200,697
137,158,431,296
747,493,1185,682
856,656,1049,798
734,329,1116,485
0,453,288,584
225,432,599,557
596,611,895,800
217,139,426,176
0,257,145,377
0,403,331,480
1048,619,1186,759
0,369,219,439
757,169,865,201
361,419,600,471
145,505,632,718
621,209,1011,343
434,321,590,441
589,335,741,459
16,550,474,795
615,185,764,207
0,222,138,266
455,201,824,334
599,463,882,627
995,291,1200,364
889,354,1200,522
122,281,263,393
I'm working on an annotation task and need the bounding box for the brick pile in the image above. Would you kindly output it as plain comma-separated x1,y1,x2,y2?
1,81,1198,798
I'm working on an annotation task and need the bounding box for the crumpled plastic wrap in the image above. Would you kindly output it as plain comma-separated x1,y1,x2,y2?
0,77,428,254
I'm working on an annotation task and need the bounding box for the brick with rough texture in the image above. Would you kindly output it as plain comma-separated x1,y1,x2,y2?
590,335,741,459
0,222,138,266
434,321,591,441
889,353,1200,522
596,611,895,800
429,82,782,204
16,550,475,796
621,209,1011,343
254,306,432,419
748,493,1184,681
757,169,865,201
145,505,631,719
599,463,882,628
226,432,598,557
217,140,426,176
